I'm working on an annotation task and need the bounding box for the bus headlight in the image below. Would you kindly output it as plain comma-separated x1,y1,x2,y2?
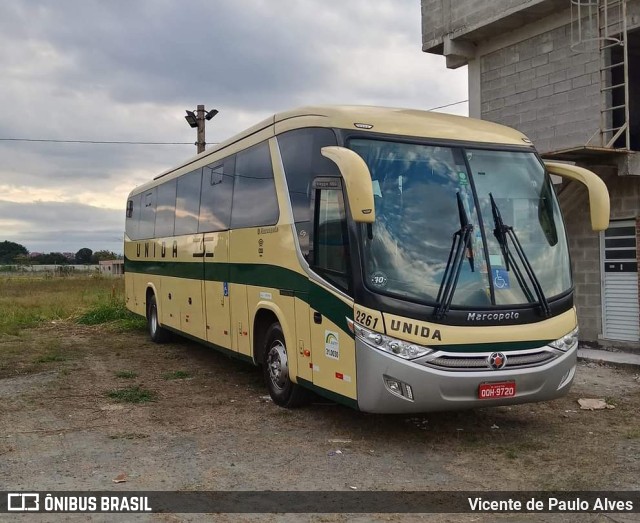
548,327,579,352
354,324,432,360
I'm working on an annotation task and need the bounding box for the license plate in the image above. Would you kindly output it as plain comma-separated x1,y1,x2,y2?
478,381,516,399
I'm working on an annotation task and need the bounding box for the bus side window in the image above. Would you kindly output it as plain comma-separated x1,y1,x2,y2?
138,190,156,239
175,169,203,236
155,178,177,238
231,142,279,229
125,193,142,240
199,155,235,232
278,128,339,256
311,181,351,294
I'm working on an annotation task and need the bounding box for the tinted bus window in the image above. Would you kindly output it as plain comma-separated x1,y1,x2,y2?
314,187,350,293
199,156,235,232
125,193,142,240
155,179,177,238
138,189,156,239
231,142,279,229
175,169,202,236
278,128,339,222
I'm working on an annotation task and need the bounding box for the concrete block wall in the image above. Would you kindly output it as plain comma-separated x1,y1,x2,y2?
422,0,549,50
480,23,601,154
561,170,640,342
562,183,600,341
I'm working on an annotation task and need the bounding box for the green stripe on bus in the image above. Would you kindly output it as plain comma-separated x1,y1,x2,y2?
125,258,551,353
164,325,255,364
434,340,555,353
124,257,353,335
297,378,359,410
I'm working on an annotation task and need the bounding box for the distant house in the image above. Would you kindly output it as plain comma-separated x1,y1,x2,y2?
422,0,639,344
99,259,124,276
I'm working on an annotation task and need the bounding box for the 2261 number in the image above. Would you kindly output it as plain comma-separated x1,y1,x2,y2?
355,310,379,329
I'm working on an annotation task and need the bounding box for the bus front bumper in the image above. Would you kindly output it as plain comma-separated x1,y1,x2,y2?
355,339,577,414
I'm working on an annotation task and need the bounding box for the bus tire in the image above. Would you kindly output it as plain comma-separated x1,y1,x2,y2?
147,294,170,343
263,323,309,408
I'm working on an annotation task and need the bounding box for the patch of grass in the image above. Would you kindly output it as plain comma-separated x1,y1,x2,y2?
76,295,147,332
625,429,640,439
504,448,518,460
36,353,66,363
0,275,126,335
109,433,149,440
76,291,146,331
116,315,147,331
107,386,155,403
163,370,191,380
77,297,130,324
114,370,138,379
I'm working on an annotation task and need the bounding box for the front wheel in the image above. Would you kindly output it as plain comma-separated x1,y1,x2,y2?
147,293,170,343
262,323,310,408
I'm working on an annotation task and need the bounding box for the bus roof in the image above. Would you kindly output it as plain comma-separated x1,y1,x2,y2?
132,105,532,195
276,105,530,146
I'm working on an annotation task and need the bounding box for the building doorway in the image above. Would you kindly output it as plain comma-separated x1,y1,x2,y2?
600,219,639,341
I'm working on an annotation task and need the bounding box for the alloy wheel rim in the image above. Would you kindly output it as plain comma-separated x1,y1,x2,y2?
267,341,288,391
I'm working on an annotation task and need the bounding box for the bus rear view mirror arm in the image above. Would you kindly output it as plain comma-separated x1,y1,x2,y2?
543,161,610,231
321,146,376,223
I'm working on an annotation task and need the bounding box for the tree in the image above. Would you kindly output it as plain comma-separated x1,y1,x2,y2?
31,252,69,265
91,250,119,263
14,254,30,266
0,241,28,264
75,248,93,264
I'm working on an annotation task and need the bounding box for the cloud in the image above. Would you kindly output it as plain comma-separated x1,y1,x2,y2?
0,200,123,253
0,0,467,253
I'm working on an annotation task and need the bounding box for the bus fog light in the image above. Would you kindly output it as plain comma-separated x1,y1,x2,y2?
383,375,414,401
405,384,414,400
385,378,402,395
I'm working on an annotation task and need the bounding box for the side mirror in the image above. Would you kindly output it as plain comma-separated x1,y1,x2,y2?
543,161,610,231
321,146,375,223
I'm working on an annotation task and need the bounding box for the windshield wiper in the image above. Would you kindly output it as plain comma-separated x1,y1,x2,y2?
489,193,551,317
434,192,474,320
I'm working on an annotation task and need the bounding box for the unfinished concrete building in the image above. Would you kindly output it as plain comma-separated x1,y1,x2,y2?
422,0,640,344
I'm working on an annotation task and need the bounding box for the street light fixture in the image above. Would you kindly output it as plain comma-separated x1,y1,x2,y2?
184,105,218,153
184,110,198,128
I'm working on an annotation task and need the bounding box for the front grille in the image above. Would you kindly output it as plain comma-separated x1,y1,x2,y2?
423,350,558,371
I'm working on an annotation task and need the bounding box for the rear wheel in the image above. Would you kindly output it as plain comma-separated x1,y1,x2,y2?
263,323,310,408
147,293,169,343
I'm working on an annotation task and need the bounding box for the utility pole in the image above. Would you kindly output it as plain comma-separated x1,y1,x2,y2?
185,105,218,154
196,105,206,154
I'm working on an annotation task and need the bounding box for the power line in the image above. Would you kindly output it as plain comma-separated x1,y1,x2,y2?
0,103,469,146
427,99,469,111
0,138,195,145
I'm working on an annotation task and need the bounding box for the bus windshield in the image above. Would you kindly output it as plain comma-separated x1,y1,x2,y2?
348,138,571,309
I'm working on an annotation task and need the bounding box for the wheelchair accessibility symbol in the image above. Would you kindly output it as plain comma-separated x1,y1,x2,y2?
492,268,510,289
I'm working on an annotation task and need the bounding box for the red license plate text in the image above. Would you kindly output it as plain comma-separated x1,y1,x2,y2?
478,381,516,399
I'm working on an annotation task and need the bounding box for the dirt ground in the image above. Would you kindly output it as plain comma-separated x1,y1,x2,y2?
1,321,639,522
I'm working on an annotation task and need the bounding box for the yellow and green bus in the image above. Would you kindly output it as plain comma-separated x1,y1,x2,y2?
124,105,609,413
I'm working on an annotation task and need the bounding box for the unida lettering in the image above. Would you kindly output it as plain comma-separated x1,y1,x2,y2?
390,320,442,341
467,311,519,322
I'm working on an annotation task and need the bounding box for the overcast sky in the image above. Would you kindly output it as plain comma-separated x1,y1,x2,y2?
0,0,467,255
